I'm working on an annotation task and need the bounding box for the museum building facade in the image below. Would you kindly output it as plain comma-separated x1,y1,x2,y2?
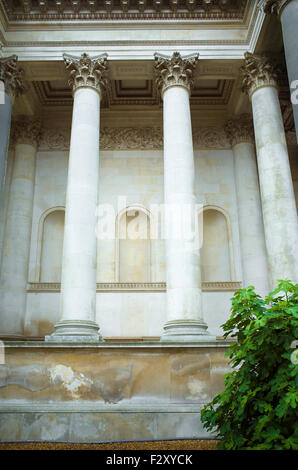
0,0,297,442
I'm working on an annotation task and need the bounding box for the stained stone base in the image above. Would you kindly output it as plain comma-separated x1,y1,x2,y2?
161,320,216,342
0,341,232,442
45,319,103,343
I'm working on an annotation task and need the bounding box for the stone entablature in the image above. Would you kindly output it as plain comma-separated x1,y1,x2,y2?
240,52,279,99
64,53,109,95
0,55,25,98
38,126,231,150
224,114,254,146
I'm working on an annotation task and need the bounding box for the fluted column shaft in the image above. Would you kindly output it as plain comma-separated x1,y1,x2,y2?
241,53,298,288
0,119,40,338
225,115,269,296
154,52,214,342
47,53,108,342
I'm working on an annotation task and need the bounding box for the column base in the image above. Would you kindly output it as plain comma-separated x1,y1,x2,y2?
45,320,103,343
0,334,25,341
160,319,216,342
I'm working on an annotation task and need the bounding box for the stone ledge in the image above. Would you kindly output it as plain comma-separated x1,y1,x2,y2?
27,281,242,293
1,340,234,349
0,402,207,413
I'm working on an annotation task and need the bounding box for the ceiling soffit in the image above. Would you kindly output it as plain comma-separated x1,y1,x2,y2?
31,77,235,108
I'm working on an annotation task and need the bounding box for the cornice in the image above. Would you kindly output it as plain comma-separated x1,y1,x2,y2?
0,2,265,62
0,0,248,23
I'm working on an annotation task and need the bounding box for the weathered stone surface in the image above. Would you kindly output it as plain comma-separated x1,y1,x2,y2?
0,411,213,442
0,346,230,403
0,344,230,441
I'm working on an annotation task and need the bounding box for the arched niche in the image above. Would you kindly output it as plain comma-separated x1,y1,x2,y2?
200,205,234,282
38,207,65,282
116,205,152,282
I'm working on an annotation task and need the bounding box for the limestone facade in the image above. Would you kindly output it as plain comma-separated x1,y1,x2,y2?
0,0,297,442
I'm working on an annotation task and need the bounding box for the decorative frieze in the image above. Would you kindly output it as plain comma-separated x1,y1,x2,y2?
193,127,230,149
27,281,241,293
38,126,231,151
0,55,25,98
154,52,199,96
240,52,279,99
63,53,109,95
100,127,163,150
12,119,42,147
224,114,254,147
38,128,70,151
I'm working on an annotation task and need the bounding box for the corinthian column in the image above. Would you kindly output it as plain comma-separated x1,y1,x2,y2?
241,52,298,288
260,0,298,143
154,52,215,342
0,119,41,338
225,114,269,295
47,53,108,342
0,56,24,199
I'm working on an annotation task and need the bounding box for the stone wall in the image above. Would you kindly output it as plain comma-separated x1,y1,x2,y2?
0,342,231,442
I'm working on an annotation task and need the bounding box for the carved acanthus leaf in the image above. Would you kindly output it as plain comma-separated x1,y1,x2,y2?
63,53,109,95
154,51,199,96
224,114,254,147
258,0,288,15
12,119,42,146
0,55,25,98
240,52,279,98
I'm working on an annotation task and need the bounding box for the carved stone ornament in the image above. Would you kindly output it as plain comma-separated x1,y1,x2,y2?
258,0,290,16
0,55,25,98
38,126,230,151
193,127,230,149
224,114,254,147
39,129,70,151
100,127,163,150
63,53,109,95
12,119,42,147
240,52,279,99
154,51,199,97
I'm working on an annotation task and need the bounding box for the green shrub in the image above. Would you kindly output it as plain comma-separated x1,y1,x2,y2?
201,280,298,450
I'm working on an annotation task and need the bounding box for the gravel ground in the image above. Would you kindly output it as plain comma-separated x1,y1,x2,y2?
0,440,219,450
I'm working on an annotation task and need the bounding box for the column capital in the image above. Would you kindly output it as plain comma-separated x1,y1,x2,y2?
12,118,42,147
63,52,109,96
0,55,25,99
154,51,199,97
224,114,254,147
258,0,290,17
240,52,279,99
